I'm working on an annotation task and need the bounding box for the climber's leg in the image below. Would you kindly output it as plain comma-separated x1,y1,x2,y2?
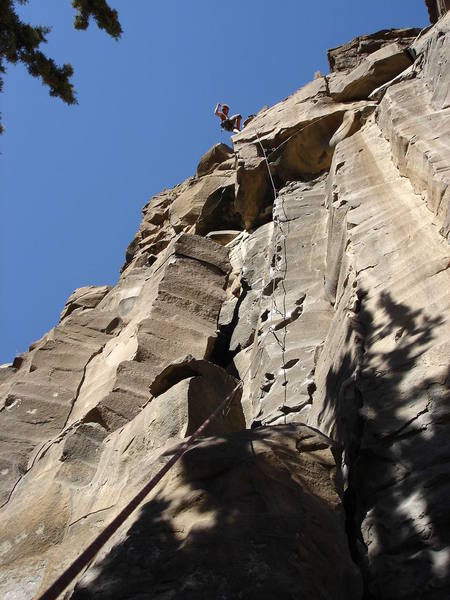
229,114,242,132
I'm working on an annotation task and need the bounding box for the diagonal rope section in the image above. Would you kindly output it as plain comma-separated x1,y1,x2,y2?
36,376,244,600
37,325,276,600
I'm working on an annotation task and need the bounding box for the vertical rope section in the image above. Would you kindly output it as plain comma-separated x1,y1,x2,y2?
254,128,290,421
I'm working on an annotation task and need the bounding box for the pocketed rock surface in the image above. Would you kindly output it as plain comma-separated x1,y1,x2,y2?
1,12,449,600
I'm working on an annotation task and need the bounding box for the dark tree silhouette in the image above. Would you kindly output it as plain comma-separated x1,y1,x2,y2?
0,0,122,132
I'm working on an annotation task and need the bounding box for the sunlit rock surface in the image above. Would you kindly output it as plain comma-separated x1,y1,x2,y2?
1,12,449,600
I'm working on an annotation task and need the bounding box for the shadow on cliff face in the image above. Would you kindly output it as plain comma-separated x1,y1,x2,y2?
70,426,362,600
320,288,450,599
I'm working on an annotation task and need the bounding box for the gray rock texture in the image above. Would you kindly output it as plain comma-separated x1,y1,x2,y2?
1,10,450,600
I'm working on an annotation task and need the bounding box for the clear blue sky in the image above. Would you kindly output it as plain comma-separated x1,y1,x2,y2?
0,0,429,363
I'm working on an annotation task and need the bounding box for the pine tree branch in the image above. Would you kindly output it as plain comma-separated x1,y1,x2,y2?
0,0,122,133
72,0,122,39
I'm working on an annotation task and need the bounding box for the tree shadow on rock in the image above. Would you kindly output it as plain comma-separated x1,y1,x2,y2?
71,426,362,600
321,287,450,599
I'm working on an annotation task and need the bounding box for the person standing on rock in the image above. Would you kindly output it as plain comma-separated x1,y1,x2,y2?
214,102,242,133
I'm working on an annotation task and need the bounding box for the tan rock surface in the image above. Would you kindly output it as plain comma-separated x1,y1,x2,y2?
123,167,239,272
60,285,112,322
377,15,450,241
0,309,117,507
309,116,450,598
195,142,235,177
230,178,333,427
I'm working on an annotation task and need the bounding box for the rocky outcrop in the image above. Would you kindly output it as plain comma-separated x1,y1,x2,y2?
1,10,450,600
425,0,450,24
328,42,414,101
59,285,112,322
327,28,420,73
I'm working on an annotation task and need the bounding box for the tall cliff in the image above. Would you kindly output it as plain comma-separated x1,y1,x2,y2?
0,14,449,600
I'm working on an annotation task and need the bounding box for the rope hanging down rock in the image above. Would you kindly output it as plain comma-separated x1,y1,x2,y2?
254,127,290,416
36,376,244,600
249,111,353,416
37,123,297,600
37,92,407,599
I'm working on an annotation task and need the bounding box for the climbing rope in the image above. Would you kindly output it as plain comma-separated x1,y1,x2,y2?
37,115,311,600
37,376,245,599
247,105,368,419
253,127,290,419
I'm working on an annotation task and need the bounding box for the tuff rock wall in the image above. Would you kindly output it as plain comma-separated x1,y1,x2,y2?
0,15,449,600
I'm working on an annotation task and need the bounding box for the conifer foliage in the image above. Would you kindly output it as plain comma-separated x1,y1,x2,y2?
0,0,122,132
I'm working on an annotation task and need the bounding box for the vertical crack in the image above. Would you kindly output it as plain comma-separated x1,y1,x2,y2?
209,284,248,373
337,286,371,595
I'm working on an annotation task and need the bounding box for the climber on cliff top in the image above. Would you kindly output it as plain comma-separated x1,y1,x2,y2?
214,102,242,133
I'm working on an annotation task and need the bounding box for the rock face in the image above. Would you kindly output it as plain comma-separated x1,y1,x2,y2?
1,11,450,600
